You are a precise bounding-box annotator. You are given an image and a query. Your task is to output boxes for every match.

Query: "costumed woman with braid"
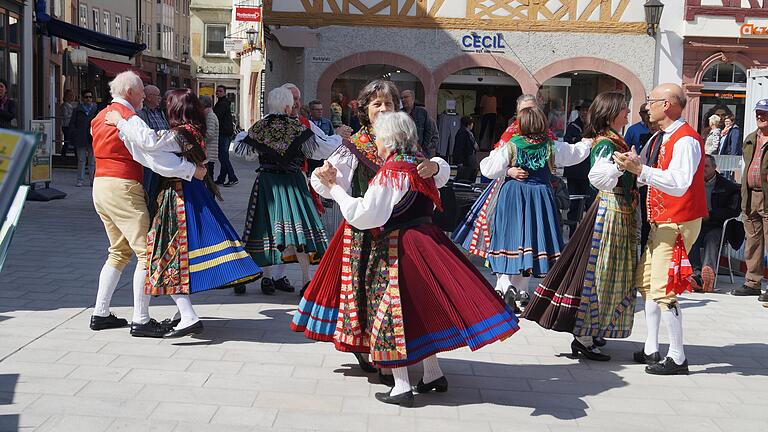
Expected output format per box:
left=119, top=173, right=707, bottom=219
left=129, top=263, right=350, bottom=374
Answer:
left=290, top=80, right=450, bottom=384
left=523, top=91, right=639, bottom=360
left=452, top=94, right=591, bottom=311
left=106, top=89, right=262, bottom=338
left=315, top=111, right=518, bottom=407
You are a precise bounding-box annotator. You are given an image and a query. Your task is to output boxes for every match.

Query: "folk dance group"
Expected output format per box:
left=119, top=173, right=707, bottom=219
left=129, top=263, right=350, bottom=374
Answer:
left=86, top=69, right=704, bottom=407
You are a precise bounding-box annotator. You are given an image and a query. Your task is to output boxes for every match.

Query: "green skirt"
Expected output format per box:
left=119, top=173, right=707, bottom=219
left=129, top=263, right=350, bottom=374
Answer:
left=242, top=170, right=328, bottom=267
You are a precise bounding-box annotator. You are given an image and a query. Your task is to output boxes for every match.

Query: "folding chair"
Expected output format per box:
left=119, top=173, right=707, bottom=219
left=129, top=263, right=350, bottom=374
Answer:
left=713, top=215, right=742, bottom=291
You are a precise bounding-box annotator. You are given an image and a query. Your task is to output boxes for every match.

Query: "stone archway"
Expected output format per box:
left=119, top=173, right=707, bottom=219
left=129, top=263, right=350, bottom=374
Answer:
left=430, top=54, right=538, bottom=118
left=315, top=51, right=433, bottom=118
left=533, top=57, right=648, bottom=123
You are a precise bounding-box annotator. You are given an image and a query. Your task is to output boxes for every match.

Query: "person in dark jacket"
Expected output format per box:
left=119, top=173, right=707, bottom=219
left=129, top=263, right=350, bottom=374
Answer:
left=719, top=114, right=742, bottom=156
left=562, top=99, right=594, bottom=222
left=401, top=90, right=437, bottom=157
left=452, top=116, right=478, bottom=182
left=689, top=155, right=742, bottom=292
left=213, top=85, right=239, bottom=186
left=69, top=90, right=98, bottom=186
left=0, top=78, right=17, bottom=129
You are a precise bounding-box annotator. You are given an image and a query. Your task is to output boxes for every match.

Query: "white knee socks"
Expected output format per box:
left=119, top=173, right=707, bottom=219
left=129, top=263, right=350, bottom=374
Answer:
left=94, top=264, right=122, bottom=317
left=263, top=264, right=286, bottom=281
left=391, top=366, right=411, bottom=396
left=170, top=295, right=199, bottom=329
left=422, top=355, right=444, bottom=384
left=296, top=252, right=310, bottom=287
left=662, top=305, right=686, bottom=365
left=495, top=274, right=512, bottom=294
left=644, top=299, right=661, bottom=355
left=132, top=266, right=150, bottom=325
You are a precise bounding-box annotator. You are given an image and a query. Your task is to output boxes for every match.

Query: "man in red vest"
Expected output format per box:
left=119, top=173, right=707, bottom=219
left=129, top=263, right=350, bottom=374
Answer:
left=614, top=83, right=707, bottom=375
left=90, top=71, right=207, bottom=338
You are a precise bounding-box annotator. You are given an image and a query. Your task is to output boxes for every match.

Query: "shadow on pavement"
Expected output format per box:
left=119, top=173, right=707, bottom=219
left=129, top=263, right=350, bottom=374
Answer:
left=0, top=374, right=19, bottom=432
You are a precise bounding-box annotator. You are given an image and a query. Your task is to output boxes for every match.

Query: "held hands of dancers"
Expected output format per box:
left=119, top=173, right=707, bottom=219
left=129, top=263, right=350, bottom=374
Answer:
left=335, top=125, right=353, bottom=140
left=104, top=110, right=124, bottom=126
left=194, top=162, right=208, bottom=180
left=416, top=157, right=439, bottom=178
left=316, top=161, right=338, bottom=188
left=612, top=146, right=643, bottom=175
left=507, top=166, right=529, bottom=180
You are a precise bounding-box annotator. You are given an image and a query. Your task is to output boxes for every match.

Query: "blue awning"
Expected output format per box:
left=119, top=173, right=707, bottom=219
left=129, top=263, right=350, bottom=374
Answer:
left=35, top=0, right=146, bottom=58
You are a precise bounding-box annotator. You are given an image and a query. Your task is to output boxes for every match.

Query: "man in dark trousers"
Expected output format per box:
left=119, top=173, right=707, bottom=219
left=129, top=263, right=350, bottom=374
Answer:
left=452, top=116, right=478, bottom=182
left=213, top=85, right=239, bottom=186
left=563, top=99, right=594, bottom=222
left=689, top=155, right=742, bottom=293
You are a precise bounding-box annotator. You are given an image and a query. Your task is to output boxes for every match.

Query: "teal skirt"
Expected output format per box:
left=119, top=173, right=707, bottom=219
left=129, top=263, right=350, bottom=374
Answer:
left=242, top=170, right=328, bottom=267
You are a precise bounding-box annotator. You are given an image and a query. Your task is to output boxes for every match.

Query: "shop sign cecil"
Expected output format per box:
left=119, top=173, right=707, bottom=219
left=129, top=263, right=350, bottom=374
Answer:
left=461, top=33, right=506, bottom=53
left=235, top=7, right=261, bottom=22
left=740, top=24, right=768, bottom=37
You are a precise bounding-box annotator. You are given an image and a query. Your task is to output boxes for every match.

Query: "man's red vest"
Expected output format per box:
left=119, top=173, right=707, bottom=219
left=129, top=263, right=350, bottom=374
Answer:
left=647, top=122, right=708, bottom=223
left=91, top=102, right=144, bottom=184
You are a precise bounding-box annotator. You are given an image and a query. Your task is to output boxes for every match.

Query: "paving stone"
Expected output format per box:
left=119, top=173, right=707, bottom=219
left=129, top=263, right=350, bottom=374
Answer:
left=150, top=402, right=219, bottom=423
left=35, top=414, right=114, bottom=432
left=209, top=406, right=278, bottom=427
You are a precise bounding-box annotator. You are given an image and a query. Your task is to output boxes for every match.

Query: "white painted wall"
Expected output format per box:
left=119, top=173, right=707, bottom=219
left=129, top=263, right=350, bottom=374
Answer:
left=655, top=0, right=685, bottom=86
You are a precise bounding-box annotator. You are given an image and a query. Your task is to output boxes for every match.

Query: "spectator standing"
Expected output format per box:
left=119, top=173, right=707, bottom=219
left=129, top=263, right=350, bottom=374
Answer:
left=704, top=114, right=722, bottom=155
left=60, top=89, right=76, bottom=156
left=0, top=78, right=16, bottom=129
left=452, top=116, right=478, bottom=182
left=69, top=90, right=98, bottom=187
left=200, top=95, right=219, bottom=179
left=563, top=99, right=594, bottom=222
left=734, top=99, right=768, bottom=301
left=401, top=89, right=437, bottom=157
left=136, top=85, right=170, bottom=215
left=478, top=89, right=498, bottom=147
left=308, top=100, right=334, bottom=172
left=688, top=155, right=741, bottom=293
left=213, top=85, right=239, bottom=186
left=719, top=114, right=742, bottom=155
left=330, top=93, right=343, bottom=128
left=624, top=103, right=651, bottom=152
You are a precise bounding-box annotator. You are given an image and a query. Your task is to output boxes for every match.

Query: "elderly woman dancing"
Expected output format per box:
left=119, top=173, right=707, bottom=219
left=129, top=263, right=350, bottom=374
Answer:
left=315, top=111, right=518, bottom=407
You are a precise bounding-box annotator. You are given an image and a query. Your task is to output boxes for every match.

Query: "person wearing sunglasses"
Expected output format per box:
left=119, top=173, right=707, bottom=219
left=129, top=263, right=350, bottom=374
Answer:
left=69, top=90, right=98, bottom=187
left=623, top=102, right=651, bottom=153
left=733, top=99, right=768, bottom=303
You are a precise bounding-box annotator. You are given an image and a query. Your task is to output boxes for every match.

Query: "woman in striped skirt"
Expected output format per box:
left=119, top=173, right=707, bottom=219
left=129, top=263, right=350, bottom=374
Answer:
left=523, top=91, right=638, bottom=361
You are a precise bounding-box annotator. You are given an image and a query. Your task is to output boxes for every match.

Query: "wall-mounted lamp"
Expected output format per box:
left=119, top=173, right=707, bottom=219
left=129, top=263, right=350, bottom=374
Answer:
left=644, top=0, right=664, bottom=37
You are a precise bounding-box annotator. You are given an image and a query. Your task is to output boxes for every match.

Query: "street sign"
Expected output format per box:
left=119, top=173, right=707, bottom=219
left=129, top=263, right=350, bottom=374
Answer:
left=235, top=7, right=262, bottom=22
left=311, top=55, right=333, bottom=63
left=224, top=38, right=246, bottom=52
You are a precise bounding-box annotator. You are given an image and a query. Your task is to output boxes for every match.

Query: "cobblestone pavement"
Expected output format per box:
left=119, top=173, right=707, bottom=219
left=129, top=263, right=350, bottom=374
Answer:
left=0, top=158, right=766, bottom=432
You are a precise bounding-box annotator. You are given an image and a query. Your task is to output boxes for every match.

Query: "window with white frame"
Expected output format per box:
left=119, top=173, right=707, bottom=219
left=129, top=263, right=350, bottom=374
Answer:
left=103, top=11, right=110, bottom=36
left=205, top=24, right=226, bottom=56
left=91, top=8, right=99, bottom=32
left=126, top=17, right=133, bottom=42
left=79, top=3, right=88, bottom=27
left=115, top=15, right=122, bottom=39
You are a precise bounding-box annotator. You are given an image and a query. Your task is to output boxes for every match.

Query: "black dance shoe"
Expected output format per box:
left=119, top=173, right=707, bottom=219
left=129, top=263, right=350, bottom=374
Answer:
left=163, top=320, right=204, bottom=338
left=90, top=314, right=128, bottom=331
left=570, top=339, right=611, bottom=361
left=378, top=370, right=395, bottom=387
left=274, top=276, right=295, bottom=292
left=731, top=285, right=762, bottom=296
left=375, top=389, right=414, bottom=407
left=159, top=316, right=181, bottom=330
left=645, top=357, right=689, bottom=375
left=223, top=180, right=239, bottom=187
left=633, top=350, right=662, bottom=365
left=504, top=287, right=522, bottom=314
left=233, top=284, right=246, bottom=295
left=592, top=336, right=607, bottom=347
left=353, top=353, right=377, bottom=373
left=412, top=376, right=448, bottom=394
left=130, top=319, right=169, bottom=338
left=261, top=278, right=276, bottom=295
left=299, top=282, right=310, bottom=297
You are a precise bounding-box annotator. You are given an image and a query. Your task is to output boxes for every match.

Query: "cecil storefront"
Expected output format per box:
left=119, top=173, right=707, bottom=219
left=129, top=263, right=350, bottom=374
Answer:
left=264, top=0, right=656, bottom=159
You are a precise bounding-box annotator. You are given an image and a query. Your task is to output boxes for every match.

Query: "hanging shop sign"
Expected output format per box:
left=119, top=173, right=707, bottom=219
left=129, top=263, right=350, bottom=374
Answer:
left=224, top=38, right=246, bottom=52
left=235, top=7, right=262, bottom=22
left=460, top=33, right=507, bottom=54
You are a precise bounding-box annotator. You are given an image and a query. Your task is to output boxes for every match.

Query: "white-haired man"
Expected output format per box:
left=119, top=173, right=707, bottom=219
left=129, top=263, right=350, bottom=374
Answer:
left=89, top=71, right=207, bottom=337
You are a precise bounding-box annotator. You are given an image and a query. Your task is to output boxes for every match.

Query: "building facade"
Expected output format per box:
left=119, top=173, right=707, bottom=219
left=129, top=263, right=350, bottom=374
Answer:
left=264, top=0, right=657, bottom=152
left=137, top=0, right=192, bottom=94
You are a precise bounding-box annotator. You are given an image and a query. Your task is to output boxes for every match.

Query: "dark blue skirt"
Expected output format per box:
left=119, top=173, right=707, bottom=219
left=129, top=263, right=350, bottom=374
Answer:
left=486, top=179, right=563, bottom=277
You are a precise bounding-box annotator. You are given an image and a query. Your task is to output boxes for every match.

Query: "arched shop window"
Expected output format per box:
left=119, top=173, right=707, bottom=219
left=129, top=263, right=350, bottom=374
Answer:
left=699, top=62, right=747, bottom=137
left=331, top=64, right=425, bottom=129
left=437, top=67, right=520, bottom=151
left=539, top=71, right=630, bottom=139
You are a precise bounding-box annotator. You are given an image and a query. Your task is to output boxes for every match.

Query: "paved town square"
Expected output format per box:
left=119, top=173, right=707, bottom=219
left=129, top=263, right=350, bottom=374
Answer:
left=0, top=161, right=766, bottom=432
